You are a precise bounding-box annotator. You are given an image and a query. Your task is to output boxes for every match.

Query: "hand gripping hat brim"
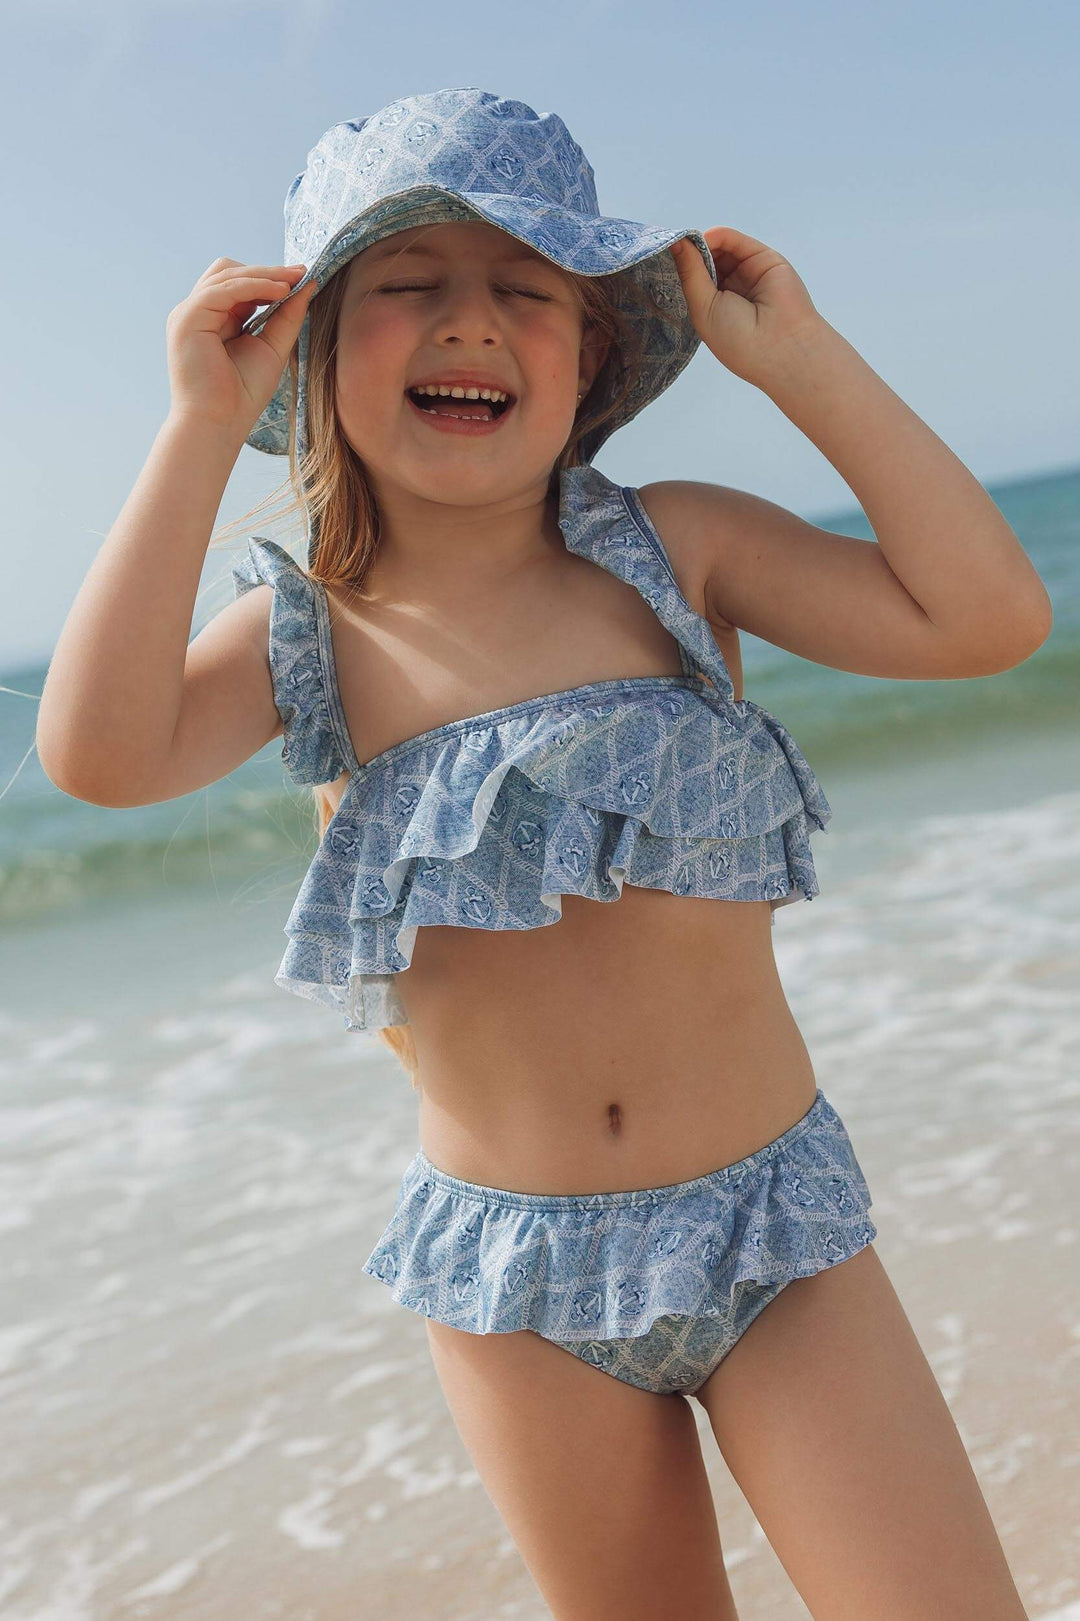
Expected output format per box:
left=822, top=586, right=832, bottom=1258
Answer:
left=241, top=87, right=717, bottom=470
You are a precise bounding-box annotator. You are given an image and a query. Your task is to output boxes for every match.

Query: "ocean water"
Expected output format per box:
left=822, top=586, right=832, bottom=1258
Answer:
left=2, top=462, right=1078, bottom=932
left=1, top=462, right=1077, bottom=1618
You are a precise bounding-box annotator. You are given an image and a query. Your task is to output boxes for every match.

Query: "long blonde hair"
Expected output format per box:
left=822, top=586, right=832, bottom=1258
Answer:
left=213, top=231, right=678, bottom=1085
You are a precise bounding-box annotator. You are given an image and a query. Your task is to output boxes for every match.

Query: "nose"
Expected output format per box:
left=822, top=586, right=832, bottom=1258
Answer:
left=431, top=277, right=505, bottom=345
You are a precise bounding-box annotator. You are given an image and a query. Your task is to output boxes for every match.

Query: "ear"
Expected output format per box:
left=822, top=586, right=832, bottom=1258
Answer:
left=579, top=328, right=611, bottom=395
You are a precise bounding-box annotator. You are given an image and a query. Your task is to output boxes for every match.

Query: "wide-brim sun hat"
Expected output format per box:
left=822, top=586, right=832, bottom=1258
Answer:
left=241, top=86, right=717, bottom=476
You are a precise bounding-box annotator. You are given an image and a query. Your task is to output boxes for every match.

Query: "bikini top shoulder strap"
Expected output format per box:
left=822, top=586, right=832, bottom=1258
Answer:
left=232, top=537, right=353, bottom=785
left=558, top=466, right=736, bottom=701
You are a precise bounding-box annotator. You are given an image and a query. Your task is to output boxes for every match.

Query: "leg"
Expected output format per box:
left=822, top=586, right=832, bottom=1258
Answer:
left=425, top=1317, right=740, bottom=1621
left=692, top=1244, right=1030, bottom=1620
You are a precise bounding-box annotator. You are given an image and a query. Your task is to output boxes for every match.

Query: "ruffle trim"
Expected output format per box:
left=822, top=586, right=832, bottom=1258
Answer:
left=232, top=537, right=350, bottom=785
left=279, top=809, right=823, bottom=1034
left=275, top=688, right=831, bottom=1030
left=360, top=1092, right=877, bottom=1341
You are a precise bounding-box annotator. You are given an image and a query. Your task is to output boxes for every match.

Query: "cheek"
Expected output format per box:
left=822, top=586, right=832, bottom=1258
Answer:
left=334, top=316, right=410, bottom=426
left=528, top=319, right=586, bottom=387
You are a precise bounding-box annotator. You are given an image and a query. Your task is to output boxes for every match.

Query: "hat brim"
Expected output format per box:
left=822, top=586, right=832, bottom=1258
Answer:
left=241, top=184, right=715, bottom=458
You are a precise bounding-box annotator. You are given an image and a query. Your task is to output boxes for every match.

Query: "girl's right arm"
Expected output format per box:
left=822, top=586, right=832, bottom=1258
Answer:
left=36, top=257, right=317, bottom=808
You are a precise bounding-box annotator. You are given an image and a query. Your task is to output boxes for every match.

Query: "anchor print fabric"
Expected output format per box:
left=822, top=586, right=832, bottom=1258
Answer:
left=232, top=463, right=833, bottom=1033
left=361, top=1090, right=877, bottom=1394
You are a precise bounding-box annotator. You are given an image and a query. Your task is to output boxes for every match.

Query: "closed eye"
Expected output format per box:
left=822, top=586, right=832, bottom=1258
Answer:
left=379, top=284, right=552, bottom=301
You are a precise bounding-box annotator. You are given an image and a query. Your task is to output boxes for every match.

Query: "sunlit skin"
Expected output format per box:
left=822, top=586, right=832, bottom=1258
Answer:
left=332, top=221, right=608, bottom=599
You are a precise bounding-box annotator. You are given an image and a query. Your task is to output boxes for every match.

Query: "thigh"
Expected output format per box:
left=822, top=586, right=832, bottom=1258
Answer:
left=693, top=1244, right=1030, bottom=1621
left=425, top=1317, right=740, bottom=1621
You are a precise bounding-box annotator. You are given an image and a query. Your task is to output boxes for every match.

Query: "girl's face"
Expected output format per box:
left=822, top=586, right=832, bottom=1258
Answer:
left=334, top=220, right=602, bottom=505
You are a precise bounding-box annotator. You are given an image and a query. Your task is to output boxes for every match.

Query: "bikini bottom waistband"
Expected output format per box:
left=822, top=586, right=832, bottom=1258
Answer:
left=412, top=1087, right=836, bottom=1211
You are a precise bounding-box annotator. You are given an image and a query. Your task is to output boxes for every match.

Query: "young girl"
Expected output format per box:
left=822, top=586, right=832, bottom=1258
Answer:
left=38, top=88, right=1051, bottom=1620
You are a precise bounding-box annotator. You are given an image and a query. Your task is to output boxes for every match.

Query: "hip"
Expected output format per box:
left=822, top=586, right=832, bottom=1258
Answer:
left=362, top=1086, right=879, bottom=1393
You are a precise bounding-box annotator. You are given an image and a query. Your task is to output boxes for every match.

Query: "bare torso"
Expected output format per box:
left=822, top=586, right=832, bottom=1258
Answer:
left=320, top=487, right=819, bottom=1194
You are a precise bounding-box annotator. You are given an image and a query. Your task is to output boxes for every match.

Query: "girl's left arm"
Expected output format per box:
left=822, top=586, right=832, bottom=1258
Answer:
left=665, top=229, right=1054, bottom=678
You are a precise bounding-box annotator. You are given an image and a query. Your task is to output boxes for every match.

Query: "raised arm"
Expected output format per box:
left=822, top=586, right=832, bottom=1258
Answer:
left=36, top=256, right=314, bottom=807
left=36, top=413, right=279, bottom=807
left=665, top=229, right=1054, bottom=679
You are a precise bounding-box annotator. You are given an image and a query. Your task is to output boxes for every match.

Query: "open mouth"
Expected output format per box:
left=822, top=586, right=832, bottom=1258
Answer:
left=405, top=386, right=515, bottom=422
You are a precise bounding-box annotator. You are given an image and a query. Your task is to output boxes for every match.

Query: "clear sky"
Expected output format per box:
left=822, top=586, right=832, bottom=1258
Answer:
left=2, top=0, right=1076, bottom=669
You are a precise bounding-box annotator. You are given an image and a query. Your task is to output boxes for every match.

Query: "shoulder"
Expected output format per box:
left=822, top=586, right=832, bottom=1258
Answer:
left=633, top=480, right=746, bottom=701
left=223, top=565, right=275, bottom=650
left=633, top=479, right=745, bottom=630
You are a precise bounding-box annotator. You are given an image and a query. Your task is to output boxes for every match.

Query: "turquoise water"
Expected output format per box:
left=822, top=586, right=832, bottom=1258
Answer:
left=1, top=460, right=1076, bottom=926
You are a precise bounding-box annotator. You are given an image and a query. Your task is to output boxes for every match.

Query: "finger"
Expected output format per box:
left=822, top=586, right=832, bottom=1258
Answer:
left=700, top=227, right=786, bottom=290
left=701, top=226, right=775, bottom=259
left=201, top=274, right=302, bottom=310
left=669, top=237, right=717, bottom=293
left=198, top=256, right=244, bottom=279
left=211, top=277, right=314, bottom=350
left=177, top=276, right=305, bottom=338
left=263, top=278, right=319, bottom=318
left=204, top=263, right=308, bottom=285
left=245, top=279, right=319, bottom=358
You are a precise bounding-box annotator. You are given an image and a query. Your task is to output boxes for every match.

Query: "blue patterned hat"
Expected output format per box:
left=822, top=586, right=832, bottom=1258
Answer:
left=242, top=86, right=716, bottom=471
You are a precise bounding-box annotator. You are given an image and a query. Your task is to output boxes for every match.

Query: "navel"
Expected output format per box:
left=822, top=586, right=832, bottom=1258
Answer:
left=606, top=1102, right=623, bottom=1137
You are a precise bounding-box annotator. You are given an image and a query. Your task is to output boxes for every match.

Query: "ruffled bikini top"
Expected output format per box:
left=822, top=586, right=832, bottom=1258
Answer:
left=232, top=463, right=831, bottom=1033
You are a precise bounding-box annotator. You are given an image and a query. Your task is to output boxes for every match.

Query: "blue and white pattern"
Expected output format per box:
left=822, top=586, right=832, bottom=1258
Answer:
left=232, top=464, right=833, bottom=1034
left=361, top=1089, right=877, bottom=1397
left=240, top=86, right=717, bottom=502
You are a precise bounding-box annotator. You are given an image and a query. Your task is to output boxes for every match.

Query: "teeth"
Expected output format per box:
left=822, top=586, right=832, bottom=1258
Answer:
left=409, top=384, right=510, bottom=402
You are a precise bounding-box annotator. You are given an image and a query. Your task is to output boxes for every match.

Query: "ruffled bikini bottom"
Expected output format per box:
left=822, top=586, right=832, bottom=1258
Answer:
left=361, top=1089, right=877, bottom=1398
